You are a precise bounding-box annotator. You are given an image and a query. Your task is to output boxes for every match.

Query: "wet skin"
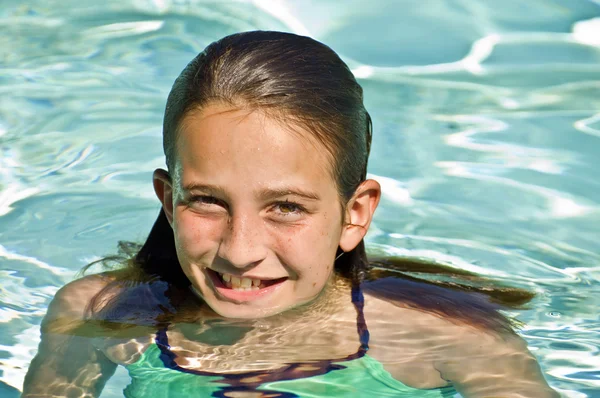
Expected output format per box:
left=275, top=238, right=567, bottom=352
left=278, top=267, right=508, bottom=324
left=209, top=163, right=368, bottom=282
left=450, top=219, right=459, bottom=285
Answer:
left=23, top=274, right=559, bottom=397
left=153, top=103, right=379, bottom=319
left=22, top=104, right=559, bottom=397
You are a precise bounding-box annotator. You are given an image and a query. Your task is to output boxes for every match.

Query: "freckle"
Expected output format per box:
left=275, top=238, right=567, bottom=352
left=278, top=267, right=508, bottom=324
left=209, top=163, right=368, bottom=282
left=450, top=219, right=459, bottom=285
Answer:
left=312, top=282, right=316, bottom=287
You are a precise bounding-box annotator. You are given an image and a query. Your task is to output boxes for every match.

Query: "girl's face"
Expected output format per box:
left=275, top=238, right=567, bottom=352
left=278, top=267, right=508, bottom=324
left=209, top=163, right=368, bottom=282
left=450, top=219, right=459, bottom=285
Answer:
left=155, top=103, right=365, bottom=319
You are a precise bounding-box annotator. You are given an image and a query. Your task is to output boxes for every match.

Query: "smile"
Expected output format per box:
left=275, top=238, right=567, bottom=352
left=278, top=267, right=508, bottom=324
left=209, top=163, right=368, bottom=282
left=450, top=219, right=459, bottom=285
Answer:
left=220, top=272, right=263, bottom=290
left=206, top=269, right=288, bottom=302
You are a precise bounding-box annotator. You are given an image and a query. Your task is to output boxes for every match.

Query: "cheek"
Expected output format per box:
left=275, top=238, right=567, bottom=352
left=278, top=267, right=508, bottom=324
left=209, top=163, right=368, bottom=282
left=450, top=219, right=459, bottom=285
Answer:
left=173, top=211, right=223, bottom=257
left=274, top=216, right=341, bottom=278
left=279, top=224, right=337, bottom=255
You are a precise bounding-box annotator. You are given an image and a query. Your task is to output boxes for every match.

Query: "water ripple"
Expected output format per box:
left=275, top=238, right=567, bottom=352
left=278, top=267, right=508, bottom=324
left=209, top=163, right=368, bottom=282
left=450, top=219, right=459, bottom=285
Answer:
left=1, top=0, right=599, bottom=396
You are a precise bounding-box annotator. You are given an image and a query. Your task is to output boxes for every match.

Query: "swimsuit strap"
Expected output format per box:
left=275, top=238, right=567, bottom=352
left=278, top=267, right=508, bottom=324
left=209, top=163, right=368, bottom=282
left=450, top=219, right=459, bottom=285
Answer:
left=155, top=326, right=169, bottom=347
left=351, top=283, right=370, bottom=352
left=156, top=283, right=370, bottom=352
left=153, top=283, right=371, bottom=390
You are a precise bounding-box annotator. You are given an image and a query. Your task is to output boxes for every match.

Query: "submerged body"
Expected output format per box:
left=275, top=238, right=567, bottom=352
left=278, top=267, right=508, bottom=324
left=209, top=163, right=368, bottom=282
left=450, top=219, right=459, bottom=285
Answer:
left=24, top=272, right=556, bottom=397
left=24, top=32, right=558, bottom=397
left=124, top=347, right=453, bottom=398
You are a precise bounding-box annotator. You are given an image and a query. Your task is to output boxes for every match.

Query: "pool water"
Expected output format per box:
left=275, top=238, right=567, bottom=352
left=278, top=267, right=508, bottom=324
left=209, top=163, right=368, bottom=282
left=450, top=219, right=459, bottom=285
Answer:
left=1, top=0, right=600, bottom=396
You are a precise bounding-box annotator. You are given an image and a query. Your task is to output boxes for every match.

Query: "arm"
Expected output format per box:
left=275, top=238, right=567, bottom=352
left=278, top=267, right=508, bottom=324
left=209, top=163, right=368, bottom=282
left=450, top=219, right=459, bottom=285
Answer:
left=22, top=275, right=118, bottom=398
left=437, top=328, right=559, bottom=398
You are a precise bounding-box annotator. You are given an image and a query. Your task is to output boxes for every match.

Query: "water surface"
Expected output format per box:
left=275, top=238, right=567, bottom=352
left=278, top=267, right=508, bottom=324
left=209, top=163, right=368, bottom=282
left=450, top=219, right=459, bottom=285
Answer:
left=1, top=0, right=600, bottom=396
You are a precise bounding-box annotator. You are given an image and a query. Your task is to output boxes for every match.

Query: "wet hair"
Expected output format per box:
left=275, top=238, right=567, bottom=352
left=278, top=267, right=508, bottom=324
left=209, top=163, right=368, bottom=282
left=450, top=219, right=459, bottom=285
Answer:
left=140, top=30, right=372, bottom=289
left=84, top=31, right=534, bottom=332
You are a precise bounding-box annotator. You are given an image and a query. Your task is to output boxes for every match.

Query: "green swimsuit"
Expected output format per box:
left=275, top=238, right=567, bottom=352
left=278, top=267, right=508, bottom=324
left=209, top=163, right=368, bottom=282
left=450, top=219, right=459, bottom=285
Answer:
left=124, top=342, right=455, bottom=397
left=123, top=287, right=456, bottom=397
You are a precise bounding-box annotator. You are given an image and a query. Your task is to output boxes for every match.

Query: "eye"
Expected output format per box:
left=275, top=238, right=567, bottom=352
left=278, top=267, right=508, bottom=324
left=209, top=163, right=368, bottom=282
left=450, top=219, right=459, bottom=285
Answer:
left=277, top=202, right=301, bottom=213
left=271, top=201, right=306, bottom=217
left=190, top=195, right=220, bottom=205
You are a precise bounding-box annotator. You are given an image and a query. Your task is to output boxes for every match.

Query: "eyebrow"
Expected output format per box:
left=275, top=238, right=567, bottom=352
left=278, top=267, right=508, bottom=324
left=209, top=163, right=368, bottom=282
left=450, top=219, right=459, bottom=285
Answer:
left=257, top=187, right=321, bottom=202
left=182, top=183, right=320, bottom=201
left=183, top=183, right=226, bottom=196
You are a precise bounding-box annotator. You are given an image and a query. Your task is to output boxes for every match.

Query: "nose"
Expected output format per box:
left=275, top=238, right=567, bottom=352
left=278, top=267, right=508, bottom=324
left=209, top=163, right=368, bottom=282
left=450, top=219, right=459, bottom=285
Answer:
left=217, top=211, right=267, bottom=269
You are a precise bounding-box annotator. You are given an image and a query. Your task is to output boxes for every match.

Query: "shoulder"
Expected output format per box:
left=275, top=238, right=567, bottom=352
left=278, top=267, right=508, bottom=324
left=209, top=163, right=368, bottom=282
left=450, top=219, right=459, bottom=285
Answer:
left=363, top=289, right=459, bottom=389
left=362, top=276, right=519, bottom=358
left=43, top=272, right=118, bottom=328
left=362, top=276, right=513, bottom=331
left=43, top=271, right=162, bottom=363
left=363, top=283, right=558, bottom=396
left=23, top=273, right=122, bottom=396
left=44, top=270, right=173, bottom=332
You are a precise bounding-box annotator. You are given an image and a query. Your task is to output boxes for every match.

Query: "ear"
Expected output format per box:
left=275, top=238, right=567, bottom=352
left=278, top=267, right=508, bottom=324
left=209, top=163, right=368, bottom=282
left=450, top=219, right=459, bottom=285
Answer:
left=339, top=179, right=381, bottom=252
left=153, top=168, right=175, bottom=225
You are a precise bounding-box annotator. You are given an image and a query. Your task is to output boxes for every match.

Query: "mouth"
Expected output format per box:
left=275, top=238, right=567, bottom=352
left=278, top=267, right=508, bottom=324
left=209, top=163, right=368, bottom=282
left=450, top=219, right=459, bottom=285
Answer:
left=205, top=269, right=288, bottom=302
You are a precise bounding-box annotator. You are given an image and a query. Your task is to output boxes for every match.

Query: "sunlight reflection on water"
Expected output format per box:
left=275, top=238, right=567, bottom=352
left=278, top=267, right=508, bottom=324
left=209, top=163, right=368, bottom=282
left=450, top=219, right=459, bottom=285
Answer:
left=1, top=0, right=600, bottom=396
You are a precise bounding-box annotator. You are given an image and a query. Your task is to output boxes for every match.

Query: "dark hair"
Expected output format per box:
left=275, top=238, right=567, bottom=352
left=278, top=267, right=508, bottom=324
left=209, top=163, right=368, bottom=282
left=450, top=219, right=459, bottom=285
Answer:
left=85, top=31, right=533, bottom=332
left=139, top=30, right=372, bottom=289
left=163, top=31, right=371, bottom=196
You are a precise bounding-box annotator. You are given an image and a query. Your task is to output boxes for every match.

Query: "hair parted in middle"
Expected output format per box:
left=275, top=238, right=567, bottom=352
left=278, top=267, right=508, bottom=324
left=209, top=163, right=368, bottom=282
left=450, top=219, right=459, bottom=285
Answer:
left=138, top=30, right=373, bottom=288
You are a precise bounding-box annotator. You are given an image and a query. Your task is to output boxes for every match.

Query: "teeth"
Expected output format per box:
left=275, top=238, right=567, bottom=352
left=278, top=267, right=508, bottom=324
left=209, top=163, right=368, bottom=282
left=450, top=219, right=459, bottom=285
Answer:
left=218, top=272, right=263, bottom=291
left=240, top=278, right=251, bottom=288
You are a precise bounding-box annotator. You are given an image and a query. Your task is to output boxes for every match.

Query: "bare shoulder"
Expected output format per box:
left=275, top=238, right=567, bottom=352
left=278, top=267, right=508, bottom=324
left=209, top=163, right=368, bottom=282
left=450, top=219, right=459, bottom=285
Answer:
left=49, top=273, right=116, bottom=312
left=363, top=291, right=455, bottom=389
left=365, top=291, right=515, bottom=343
left=42, top=271, right=157, bottom=362
left=43, top=272, right=118, bottom=329
left=22, top=272, right=121, bottom=397
left=23, top=271, right=159, bottom=397
left=44, top=270, right=166, bottom=347
left=363, top=290, right=559, bottom=397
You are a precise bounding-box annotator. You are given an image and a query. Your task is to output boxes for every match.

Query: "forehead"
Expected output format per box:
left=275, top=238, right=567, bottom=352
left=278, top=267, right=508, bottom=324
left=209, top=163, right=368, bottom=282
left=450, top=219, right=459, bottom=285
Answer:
left=174, top=104, right=336, bottom=190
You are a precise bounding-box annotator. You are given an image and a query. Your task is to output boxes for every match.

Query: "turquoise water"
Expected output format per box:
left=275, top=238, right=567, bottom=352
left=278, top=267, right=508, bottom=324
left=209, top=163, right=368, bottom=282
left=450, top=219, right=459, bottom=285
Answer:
left=1, top=0, right=600, bottom=396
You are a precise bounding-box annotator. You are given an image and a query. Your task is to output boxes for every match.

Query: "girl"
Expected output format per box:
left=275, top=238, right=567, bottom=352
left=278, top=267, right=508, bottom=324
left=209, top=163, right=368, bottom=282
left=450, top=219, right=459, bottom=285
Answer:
left=23, top=31, right=558, bottom=398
